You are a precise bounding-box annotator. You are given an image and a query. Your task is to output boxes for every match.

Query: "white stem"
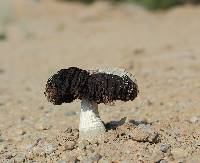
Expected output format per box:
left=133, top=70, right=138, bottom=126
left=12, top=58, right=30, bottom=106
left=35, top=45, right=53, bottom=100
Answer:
left=79, top=99, right=105, bottom=141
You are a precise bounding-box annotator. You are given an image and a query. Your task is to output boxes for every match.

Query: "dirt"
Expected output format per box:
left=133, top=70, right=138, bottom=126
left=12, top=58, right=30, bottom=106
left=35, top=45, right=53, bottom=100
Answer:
left=1, top=120, right=200, bottom=162
left=0, top=0, right=200, bottom=162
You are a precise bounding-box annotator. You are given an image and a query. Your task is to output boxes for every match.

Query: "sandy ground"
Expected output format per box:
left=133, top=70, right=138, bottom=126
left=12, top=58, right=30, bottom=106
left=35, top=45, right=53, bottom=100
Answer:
left=0, top=0, right=200, bottom=162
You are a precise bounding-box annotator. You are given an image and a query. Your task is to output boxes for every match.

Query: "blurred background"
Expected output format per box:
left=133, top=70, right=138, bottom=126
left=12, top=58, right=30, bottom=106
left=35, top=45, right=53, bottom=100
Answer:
left=0, top=0, right=200, bottom=159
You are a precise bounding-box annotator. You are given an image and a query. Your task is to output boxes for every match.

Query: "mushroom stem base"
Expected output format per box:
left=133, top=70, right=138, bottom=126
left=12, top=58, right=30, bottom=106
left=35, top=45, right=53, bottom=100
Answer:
left=79, top=99, right=105, bottom=141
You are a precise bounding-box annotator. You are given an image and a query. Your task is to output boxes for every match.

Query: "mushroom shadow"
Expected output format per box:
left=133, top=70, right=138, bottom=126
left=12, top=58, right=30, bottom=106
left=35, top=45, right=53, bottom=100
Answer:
left=105, top=117, right=152, bottom=131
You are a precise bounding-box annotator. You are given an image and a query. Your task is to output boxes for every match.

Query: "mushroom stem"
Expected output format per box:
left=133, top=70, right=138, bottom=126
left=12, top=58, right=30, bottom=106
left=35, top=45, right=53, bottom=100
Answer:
left=79, top=99, right=105, bottom=141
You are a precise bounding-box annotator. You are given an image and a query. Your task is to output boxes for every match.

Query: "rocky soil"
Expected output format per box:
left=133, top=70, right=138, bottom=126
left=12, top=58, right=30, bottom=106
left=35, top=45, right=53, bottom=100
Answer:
left=0, top=0, right=200, bottom=162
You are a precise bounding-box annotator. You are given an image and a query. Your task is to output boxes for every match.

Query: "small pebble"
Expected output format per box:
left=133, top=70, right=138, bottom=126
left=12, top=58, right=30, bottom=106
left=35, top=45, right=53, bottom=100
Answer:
left=88, top=139, right=98, bottom=145
left=138, top=124, right=152, bottom=132
left=160, top=160, right=168, bottom=163
left=84, top=153, right=102, bottom=162
left=43, top=143, right=56, bottom=154
left=189, top=116, right=198, bottom=123
left=62, top=141, right=76, bottom=151
left=26, top=144, right=34, bottom=151
left=196, top=141, right=200, bottom=146
left=35, top=137, right=46, bottom=146
left=160, top=144, right=171, bottom=153
left=78, top=140, right=90, bottom=150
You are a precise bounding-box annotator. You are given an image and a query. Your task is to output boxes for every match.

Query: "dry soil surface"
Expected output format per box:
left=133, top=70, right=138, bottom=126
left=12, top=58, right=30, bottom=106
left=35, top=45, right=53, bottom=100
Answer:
left=0, top=0, right=200, bottom=162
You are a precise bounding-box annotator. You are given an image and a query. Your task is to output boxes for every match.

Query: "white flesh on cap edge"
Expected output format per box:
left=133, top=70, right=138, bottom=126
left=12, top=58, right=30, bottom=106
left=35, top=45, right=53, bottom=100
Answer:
left=79, top=99, right=105, bottom=141
left=90, top=67, right=137, bottom=84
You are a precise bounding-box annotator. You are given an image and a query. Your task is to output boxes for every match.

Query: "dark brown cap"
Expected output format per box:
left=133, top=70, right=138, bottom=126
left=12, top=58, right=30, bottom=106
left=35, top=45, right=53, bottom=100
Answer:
left=45, top=67, right=138, bottom=105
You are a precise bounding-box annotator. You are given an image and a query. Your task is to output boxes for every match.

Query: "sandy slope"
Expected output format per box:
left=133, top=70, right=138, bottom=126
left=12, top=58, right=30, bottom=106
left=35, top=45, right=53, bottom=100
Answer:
left=0, top=0, right=200, bottom=162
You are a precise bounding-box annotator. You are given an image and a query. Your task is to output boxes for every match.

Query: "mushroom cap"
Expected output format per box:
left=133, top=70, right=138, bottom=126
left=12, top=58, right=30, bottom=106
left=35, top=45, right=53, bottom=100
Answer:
left=45, top=67, right=89, bottom=105
left=45, top=67, right=138, bottom=105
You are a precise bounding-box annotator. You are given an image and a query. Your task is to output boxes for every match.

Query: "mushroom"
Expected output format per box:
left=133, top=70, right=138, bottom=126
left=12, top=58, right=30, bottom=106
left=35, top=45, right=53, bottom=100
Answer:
left=44, top=67, right=138, bottom=141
